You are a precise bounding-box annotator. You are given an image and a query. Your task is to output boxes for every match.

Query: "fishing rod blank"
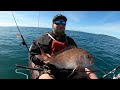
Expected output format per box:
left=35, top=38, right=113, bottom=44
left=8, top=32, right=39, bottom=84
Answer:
left=101, top=65, right=120, bottom=79
left=11, top=11, right=29, bottom=52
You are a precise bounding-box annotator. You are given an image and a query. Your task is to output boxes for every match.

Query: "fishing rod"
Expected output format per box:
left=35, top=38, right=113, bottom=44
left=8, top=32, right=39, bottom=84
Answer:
left=15, top=64, right=118, bottom=73
left=101, top=65, right=120, bottom=79
left=16, top=64, right=75, bottom=72
left=16, top=64, right=44, bottom=71
left=11, top=11, right=29, bottom=52
left=13, top=11, right=42, bottom=79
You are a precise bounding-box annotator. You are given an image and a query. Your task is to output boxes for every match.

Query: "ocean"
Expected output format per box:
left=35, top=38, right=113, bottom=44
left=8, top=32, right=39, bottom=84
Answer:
left=0, top=26, right=120, bottom=79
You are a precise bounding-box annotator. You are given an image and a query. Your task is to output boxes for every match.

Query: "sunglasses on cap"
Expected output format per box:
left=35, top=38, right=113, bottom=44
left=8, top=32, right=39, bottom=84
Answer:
left=54, top=20, right=66, bottom=26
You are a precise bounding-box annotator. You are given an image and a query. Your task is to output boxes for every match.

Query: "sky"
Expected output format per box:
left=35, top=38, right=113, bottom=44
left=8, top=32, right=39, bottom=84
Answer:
left=0, top=11, right=120, bottom=39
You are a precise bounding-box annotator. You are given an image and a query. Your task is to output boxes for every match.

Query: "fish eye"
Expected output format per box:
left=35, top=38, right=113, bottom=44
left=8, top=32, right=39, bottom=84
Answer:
left=79, top=62, right=83, bottom=65
left=87, top=55, right=93, bottom=60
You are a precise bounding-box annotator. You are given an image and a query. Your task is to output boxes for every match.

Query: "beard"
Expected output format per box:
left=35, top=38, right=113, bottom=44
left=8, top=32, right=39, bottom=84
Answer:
left=53, top=27, right=65, bottom=35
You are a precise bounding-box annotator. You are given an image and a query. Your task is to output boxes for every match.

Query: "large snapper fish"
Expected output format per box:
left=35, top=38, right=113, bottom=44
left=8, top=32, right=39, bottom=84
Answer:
left=36, top=46, right=93, bottom=69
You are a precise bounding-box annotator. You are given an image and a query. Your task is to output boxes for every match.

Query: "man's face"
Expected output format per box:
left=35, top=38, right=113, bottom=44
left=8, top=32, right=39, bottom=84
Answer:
left=52, top=19, right=66, bottom=35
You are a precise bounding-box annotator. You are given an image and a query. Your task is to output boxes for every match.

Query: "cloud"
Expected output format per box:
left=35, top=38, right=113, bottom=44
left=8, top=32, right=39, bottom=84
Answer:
left=0, top=11, right=11, bottom=15
left=62, top=11, right=86, bottom=22
left=98, top=11, right=120, bottom=24
left=67, top=21, right=120, bottom=31
left=0, top=22, right=16, bottom=26
left=66, top=21, right=120, bottom=39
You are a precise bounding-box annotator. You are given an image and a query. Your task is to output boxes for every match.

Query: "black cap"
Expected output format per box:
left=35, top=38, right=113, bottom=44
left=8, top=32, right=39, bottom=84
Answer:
left=52, top=14, right=67, bottom=22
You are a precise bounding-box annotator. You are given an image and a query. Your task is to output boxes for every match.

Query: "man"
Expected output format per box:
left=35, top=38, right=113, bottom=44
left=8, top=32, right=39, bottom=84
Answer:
left=29, top=14, right=98, bottom=79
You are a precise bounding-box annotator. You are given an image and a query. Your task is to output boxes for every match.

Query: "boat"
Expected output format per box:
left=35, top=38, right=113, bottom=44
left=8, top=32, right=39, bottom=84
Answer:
left=15, top=43, right=120, bottom=79
left=28, top=57, right=39, bottom=79
left=28, top=44, right=41, bottom=79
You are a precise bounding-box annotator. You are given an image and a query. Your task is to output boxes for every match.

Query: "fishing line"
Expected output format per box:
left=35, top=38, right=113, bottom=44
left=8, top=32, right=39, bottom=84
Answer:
left=15, top=68, right=29, bottom=79
left=96, top=45, right=120, bottom=78
left=11, top=11, right=29, bottom=52
left=92, top=65, right=106, bottom=74
left=93, top=56, right=114, bottom=78
left=67, top=65, right=79, bottom=78
left=11, top=11, right=31, bottom=79
left=38, top=11, right=40, bottom=29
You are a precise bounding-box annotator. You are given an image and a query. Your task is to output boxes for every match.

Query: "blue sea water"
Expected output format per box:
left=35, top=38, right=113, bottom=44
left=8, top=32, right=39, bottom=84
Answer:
left=0, top=26, right=120, bottom=79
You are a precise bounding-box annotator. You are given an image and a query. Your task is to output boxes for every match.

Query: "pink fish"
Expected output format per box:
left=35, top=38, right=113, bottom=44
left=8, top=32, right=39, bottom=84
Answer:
left=36, top=46, right=93, bottom=69
left=16, top=33, right=21, bottom=38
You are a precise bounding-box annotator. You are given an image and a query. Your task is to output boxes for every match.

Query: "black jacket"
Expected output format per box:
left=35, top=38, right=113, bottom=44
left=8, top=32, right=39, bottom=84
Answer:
left=29, top=31, right=77, bottom=65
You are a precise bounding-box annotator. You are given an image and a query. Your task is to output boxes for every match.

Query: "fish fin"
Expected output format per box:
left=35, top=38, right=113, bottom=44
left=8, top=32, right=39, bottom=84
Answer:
left=53, top=45, right=77, bottom=56
left=34, top=42, right=50, bottom=61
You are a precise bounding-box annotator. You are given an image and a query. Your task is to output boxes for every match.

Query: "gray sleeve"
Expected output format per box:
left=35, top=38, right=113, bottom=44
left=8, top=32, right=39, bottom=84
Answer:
left=37, top=33, right=51, bottom=45
left=29, top=34, right=52, bottom=65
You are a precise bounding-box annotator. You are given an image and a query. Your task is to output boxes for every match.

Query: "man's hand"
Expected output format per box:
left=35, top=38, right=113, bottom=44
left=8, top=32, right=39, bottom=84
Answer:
left=85, top=67, right=98, bottom=79
left=43, top=54, right=51, bottom=64
left=44, top=60, right=50, bottom=64
left=35, top=53, right=51, bottom=65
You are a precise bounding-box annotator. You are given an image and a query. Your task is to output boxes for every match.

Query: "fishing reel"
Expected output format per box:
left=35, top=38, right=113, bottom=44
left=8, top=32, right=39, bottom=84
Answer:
left=100, top=65, right=120, bottom=79
left=19, top=41, right=26, bottom=46
left=113, top=73, right=120, bottom=79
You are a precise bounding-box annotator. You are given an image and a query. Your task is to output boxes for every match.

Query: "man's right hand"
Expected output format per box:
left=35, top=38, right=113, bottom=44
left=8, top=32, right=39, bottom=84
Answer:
left=35, top=53, right=51, bottom=65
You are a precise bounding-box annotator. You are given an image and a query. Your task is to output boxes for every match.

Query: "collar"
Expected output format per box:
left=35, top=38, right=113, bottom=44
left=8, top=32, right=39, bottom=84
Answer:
left=49, top=30, right=67, bottom=42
